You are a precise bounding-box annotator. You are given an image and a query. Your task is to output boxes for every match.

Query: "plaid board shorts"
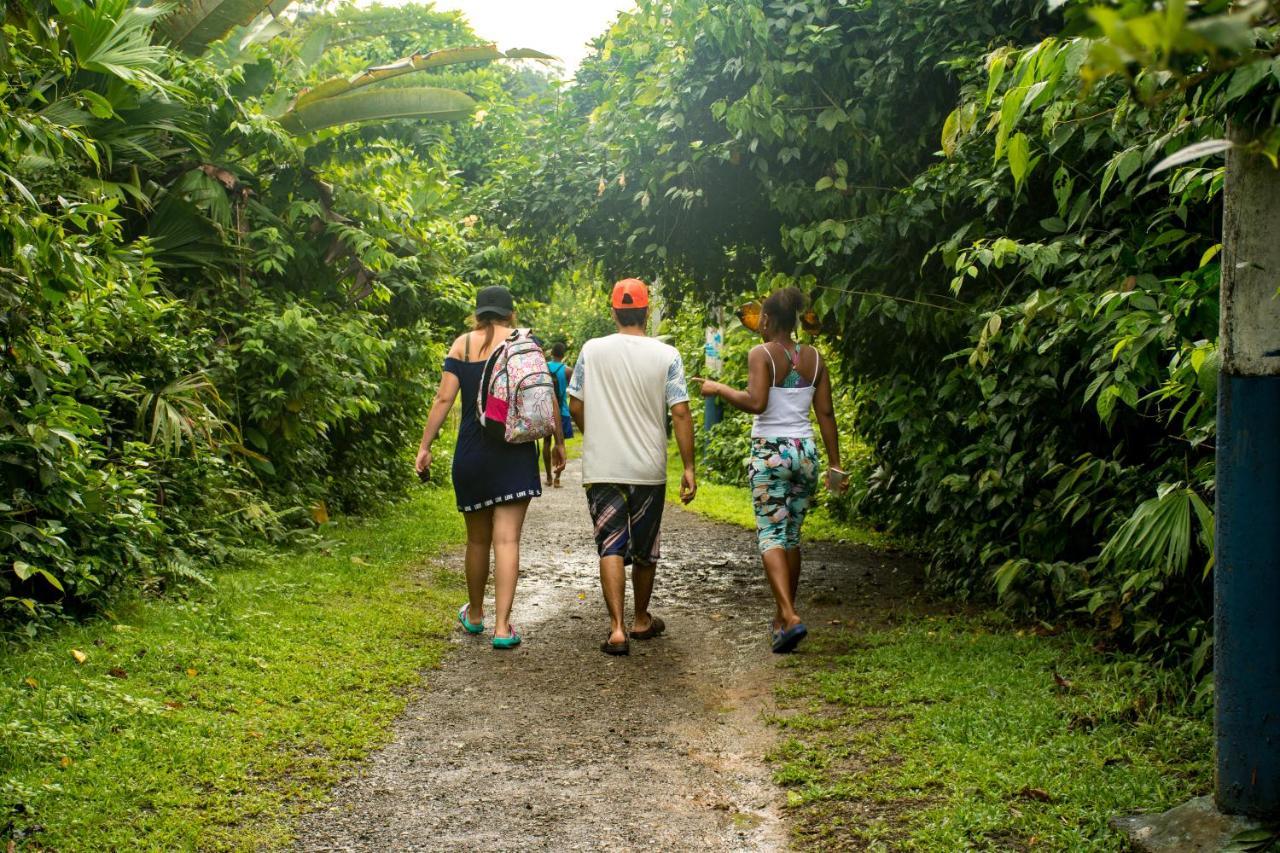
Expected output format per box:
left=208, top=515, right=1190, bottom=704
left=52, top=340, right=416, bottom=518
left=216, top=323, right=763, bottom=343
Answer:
left=586, top=483, right=665, bottom=566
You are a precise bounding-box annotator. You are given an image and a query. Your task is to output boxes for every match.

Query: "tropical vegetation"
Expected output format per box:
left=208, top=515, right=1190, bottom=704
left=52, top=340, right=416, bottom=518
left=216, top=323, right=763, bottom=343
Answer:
left=3, top=0, right=1276, bottom=746
left=1, top=0, right=548, bottom=634
left=491, top=0, right=1279, bottom=691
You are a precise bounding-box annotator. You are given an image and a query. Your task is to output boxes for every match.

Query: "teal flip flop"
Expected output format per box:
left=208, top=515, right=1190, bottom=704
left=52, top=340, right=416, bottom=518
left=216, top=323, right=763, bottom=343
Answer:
left=492, top=626, right=521, bottom=650
left=458, top=603, right=485, bottom=635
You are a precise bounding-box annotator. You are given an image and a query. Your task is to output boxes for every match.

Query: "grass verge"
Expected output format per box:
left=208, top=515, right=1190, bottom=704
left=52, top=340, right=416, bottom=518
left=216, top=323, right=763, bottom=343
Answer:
left=769, top=616, right=1211, bottom=850
left=1, top=486, right=464, bottom=851
left=665, top=443, right=889, bottom=547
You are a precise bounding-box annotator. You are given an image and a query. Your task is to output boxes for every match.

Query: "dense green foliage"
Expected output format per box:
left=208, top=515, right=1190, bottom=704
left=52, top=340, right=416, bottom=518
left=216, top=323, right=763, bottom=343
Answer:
left=5, top=0, right=1274, bottom=679
left=495, top=0, right=1279, bottom=679
left=0, top=1, right=547, bottom=634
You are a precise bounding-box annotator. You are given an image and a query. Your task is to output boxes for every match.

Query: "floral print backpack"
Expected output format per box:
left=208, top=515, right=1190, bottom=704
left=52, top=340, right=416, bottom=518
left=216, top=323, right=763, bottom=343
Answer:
left=478, top=330, right=558, bottom=443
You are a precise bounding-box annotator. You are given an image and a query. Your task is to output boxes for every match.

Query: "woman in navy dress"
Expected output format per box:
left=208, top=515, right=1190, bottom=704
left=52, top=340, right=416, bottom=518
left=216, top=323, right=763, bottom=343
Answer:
left=416, top=286, right=565, bottom=648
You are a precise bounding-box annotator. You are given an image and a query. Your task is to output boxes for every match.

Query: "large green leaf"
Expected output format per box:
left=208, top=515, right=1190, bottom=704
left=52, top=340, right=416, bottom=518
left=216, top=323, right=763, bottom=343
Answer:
left=293, top=44, right=554, bottom=110
left=53, top=0, right=170, bottom=87
left=156, top=0, right=289, bottom=54
left=278, top=86, right=478, bottom=135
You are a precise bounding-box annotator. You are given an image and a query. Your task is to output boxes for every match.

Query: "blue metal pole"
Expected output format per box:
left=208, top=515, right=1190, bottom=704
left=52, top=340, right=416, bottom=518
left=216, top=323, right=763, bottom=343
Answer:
left=704, top=321, right=724, bottom=448
left=704, top=395, right=722, bottom=446
left=1215, top=131, right=1280, bottom=819
left=1216, top=376, right=1280, bottom=818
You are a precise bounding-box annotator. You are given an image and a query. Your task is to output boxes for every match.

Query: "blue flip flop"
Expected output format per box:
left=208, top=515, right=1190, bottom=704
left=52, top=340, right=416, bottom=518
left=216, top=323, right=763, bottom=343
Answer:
left=772, top=623, right=808, bottom=654
left=492, top=626, right=521, bottom=650
left=458, top=603, right=485, bottom=635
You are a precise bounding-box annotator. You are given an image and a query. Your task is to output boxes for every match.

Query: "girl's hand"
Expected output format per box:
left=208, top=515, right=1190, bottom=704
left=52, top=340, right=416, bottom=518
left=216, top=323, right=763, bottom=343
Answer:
left=825, top=467, right=849, bottom=495
left=693, top=377, right=720, bottom=398
left=415, top=446, right=432, bottom=477
left=552, top=442, right=567, bottom=475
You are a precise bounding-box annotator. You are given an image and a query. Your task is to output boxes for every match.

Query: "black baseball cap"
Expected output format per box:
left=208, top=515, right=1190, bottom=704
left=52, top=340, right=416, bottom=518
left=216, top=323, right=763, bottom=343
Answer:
left=474, top=285, right=514, bottom=319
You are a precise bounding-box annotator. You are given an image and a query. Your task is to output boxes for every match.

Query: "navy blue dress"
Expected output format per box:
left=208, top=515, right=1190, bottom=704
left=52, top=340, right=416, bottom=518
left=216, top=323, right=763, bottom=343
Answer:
left=443, top=357, right=541, bottom=512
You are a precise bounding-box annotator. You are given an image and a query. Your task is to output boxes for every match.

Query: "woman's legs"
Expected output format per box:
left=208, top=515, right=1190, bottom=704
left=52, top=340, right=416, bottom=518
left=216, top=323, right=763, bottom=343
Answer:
left=490, top=499, right=531, bottom=637
left=786, top=547, right=802, bottom=606
left=463, top=507, right=494, bottom=620
left=763, top=548, right=802, bottom=630
left=754, top=438, right=816, bottom=633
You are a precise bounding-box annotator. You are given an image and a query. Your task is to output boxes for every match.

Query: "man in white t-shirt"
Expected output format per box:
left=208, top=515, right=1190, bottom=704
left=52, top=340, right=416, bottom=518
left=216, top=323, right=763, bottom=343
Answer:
left=568, top=278, right=697, bottom=656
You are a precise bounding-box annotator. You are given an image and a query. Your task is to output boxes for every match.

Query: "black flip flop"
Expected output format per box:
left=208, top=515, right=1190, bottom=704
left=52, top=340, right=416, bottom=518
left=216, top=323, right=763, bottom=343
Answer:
left=601, top=638, right=631, bottom=656
left=629, top=615, right=666, bottom=641
left=772, top=623, right=808, bottom=654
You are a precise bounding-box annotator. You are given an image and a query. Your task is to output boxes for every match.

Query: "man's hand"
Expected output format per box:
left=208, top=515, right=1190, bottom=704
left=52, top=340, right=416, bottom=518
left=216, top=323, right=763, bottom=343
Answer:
left=415, top=446, right=431, bottom=477
left=680, top=467, right=697, bottom=504
left=552, top=442, right=567, bottom=475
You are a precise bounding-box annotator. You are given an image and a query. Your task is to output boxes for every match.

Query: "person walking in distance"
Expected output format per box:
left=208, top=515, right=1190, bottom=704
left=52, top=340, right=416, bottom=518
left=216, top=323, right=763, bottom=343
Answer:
left=415, top=285, right=566, bottom=649
left=568, top=278, right=697, bottom=656
left=543, top=341, right=573, bottom=488
left=697, top=287, right=846, bottom=653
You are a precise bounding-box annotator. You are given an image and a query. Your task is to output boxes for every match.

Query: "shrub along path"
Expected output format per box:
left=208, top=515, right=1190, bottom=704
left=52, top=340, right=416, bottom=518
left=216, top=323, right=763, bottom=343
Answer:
left=293, top=457, right=920, bottom=850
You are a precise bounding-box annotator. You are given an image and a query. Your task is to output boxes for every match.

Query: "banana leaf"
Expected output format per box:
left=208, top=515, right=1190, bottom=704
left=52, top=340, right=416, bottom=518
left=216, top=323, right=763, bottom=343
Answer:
left=157, top=0, right=290, bottom=54
left=278, top=86, right=478, bottom=135
left=292, top=44, right=555, bottom=111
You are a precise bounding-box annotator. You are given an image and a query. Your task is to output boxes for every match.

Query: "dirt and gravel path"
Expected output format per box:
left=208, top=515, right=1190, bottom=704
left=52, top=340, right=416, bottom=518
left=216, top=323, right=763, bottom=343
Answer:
left=293, top=458, right=920, bottom=852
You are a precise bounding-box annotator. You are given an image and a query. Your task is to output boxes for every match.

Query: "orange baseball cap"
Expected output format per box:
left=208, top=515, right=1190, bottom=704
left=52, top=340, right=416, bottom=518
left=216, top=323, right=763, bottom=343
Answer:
left=611, top=278, right=650, bottom=309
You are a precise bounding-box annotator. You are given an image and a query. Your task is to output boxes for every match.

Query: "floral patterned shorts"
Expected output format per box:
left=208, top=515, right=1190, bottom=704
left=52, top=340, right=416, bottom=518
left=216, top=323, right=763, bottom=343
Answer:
left=748, top=437, right=818, bottom=554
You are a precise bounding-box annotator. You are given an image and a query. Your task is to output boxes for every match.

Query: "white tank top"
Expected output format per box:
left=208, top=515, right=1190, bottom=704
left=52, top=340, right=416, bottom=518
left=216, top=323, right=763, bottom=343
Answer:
left=751, top=345, right=819, bottom=439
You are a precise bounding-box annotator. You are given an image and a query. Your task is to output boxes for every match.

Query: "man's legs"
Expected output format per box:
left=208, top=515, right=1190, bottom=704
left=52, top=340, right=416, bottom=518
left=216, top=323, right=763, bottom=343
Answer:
left=631, top=559, right=656, bottom=634
left=588, top=484, right=631, bottom=647
left=599, top=554, right=628, bottom=645
left=626, top=485, right=665, bottom=635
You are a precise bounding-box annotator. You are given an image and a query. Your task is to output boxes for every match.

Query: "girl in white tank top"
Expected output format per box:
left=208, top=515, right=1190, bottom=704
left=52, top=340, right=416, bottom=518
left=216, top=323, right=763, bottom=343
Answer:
left=696, top=288, right=846, bottom=654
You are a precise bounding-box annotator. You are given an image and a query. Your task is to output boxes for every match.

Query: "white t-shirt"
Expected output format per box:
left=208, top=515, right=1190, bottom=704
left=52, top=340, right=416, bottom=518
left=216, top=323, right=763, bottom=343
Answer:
left=568, top=333, right=689, bottom=486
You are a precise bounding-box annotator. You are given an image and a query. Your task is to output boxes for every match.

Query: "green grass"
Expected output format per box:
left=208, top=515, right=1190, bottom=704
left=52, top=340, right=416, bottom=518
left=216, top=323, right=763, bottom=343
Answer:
left=769, top=616, right=1211, bottom=851
left=0, top=486, right=465, bottom=851
left=665, top=443, right=889, bottom=547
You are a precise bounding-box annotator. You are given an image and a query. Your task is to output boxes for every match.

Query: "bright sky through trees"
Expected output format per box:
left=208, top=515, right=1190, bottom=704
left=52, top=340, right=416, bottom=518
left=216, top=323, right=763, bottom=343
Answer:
left=421, top=0, right=637, bottom=73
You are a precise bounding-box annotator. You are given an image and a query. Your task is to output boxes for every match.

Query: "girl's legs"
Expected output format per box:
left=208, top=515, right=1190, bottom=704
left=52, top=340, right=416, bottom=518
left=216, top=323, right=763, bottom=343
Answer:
left=763, top=547, right=803, bottom=630
left=463, top=507, right=495, bottom=621
left=763, top=438, right=817, bottom=632
left=490, top=499, right=531, bottom=637
left=786, top=547, right=802, bottom=608
left=541, top=437, right=553, bottom=485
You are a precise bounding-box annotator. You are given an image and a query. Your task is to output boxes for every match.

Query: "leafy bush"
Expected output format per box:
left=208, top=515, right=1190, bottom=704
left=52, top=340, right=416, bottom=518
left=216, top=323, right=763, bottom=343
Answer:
left=0, top=0, right=539, bottom=634
left=496, top=0, right=1271, bottom=681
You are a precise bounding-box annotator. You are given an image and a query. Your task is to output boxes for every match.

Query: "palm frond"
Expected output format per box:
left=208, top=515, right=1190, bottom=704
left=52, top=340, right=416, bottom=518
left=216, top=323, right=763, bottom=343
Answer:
left=1100, top=483, right=1214, bottom=578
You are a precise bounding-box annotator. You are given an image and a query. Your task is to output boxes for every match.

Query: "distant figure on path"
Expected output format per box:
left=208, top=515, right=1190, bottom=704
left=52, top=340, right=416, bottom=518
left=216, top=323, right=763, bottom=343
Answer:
left=568, top=278, right=697, bottom=656
left=696, top=287, right=846, bottom=653
left=543, top=341, right=573, bottom=488
left=416, top=285, right=566, bottom=649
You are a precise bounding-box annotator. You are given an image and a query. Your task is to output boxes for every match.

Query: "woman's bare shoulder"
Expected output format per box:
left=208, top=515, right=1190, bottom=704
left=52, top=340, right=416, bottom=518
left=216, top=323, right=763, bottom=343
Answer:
left=448, top=332, right=471, bottom=358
